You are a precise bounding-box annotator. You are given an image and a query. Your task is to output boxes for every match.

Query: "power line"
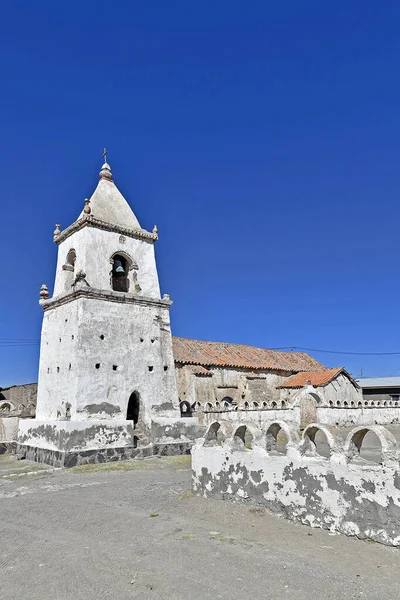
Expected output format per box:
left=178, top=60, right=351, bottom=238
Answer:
left=271, top=346, right=400, bottom=356
left=1, top=338, right=400, bottom=356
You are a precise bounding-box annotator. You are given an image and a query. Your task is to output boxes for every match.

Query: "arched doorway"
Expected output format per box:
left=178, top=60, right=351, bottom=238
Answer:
left=127, top=392, right=140, bottom=426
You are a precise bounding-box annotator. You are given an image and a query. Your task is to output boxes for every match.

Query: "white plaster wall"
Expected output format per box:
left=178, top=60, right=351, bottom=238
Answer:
left=192, top=440, right=400, bottom=546
left=36, top=296, right=179, bottom=427
left=322, top=374, right=362, bottom=405
left=199, top=408, right=300, bottom=430
left=318, top=407, right=400, bottom=426
left=280, top=375, right=362, bottom=407
left=175, top=367, right=296, bottom=409
left=18, top=419, right=135, bottom=451
left=36, top=301, right=79, bottom=420
left=175, top=366, right=197, bottom=404
left=0, top=417, right=19, bottom=442
left=53, top=227, right=160, bottom=299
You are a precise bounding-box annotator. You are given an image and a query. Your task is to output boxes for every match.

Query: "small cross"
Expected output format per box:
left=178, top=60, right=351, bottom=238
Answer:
left=102, top=148, right=107, bottom=163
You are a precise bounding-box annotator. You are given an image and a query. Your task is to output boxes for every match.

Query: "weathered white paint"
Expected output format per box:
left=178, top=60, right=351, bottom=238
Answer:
left=0, top=417, right=19, bottom=443
left=35, top=296, right=178, bottom=426
left=192, top=421, right=400, bottom=546
left=18, top=419, right=135, bottom=451
left=53, top=227, right=160, bottom=298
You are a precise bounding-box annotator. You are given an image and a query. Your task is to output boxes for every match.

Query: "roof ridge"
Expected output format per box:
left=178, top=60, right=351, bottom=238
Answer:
left=172, top=335, right=316, bottom=357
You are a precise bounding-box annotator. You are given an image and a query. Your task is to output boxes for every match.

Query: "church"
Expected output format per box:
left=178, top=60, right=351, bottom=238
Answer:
left=15, top=155, right=362, bottom=466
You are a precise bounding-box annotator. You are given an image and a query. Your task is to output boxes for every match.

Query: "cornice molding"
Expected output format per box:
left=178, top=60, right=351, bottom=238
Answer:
left=40, top=286, right=172, bottom=312
left=54, top=216, right=158, bottom=245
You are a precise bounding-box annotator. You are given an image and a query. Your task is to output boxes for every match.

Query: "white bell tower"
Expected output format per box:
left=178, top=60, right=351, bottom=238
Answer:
left=18, top=154, right=188, bottom=466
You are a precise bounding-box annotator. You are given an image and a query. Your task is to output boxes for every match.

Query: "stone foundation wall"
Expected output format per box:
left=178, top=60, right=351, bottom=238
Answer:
left=192, top=419, right=400, bottom=546
left=18, top=440, right=192, bottom=468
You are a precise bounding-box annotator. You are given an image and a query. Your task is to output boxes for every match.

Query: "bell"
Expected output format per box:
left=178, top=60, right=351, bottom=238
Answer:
left=113, top=259, right=125, bottom=274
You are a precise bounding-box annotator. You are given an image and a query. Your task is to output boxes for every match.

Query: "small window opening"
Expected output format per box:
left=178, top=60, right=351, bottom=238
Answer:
left=164, top=365, right=168, bottom=371
left=140, top=338, right=144, bottom=342
left=100, top=334, right=105, bottom=340
left=95, top=363, right=100, bottom=369
left=148, top=366, right=154, bottom=372
left=57, top=367, right=60, bottom=373
left=179, top=400, right=193, bottom=417
left=71, top=335, right=74, bottom=340
left=113, top=365, right=118, bottom=371
left=69, top=363, right=71, bottom=370
left=111, top=255, right=129, bottom=292
left=151, top=338, right=155, bottom=343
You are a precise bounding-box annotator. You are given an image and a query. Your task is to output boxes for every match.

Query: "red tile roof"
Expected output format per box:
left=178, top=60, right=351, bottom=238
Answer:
left=277, top=367, right=347, bottom=388
left=172, top=337, right=325, bottom=373
left=187, top=365, right=213, bottom=377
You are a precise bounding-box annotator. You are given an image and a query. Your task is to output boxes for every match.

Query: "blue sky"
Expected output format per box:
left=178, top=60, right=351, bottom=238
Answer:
left=1, top=1, right=400, bottom=386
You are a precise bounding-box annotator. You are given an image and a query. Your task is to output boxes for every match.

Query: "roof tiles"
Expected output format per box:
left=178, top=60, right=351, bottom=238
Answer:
left=277, top=367, right=345, bottom=388
left=172, top=337, right=325, bottom=373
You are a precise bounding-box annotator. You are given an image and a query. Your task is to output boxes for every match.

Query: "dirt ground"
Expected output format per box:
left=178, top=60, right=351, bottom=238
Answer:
left=1, top=454, right=399, bottom=600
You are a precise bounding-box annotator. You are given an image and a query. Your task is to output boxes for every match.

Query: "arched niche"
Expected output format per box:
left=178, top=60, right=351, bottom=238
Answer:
left=345, top=425, right=398, bottom=466
left=302, top=424, right=334, bottom=458
left=62, top=248, right=77, bottom=289
left=204, top=422, right=225, bottom=446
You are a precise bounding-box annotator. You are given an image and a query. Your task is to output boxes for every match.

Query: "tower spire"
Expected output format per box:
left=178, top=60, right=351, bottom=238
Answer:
left=99, top=148, right=112, bottom=181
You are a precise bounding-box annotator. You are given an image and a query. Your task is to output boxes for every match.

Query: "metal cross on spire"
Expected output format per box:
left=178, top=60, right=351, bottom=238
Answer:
left=102, top=148, right=108, bottom=163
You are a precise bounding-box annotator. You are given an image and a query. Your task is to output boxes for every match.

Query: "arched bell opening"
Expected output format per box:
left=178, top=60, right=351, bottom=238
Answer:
left=111, top=254, right=130, bottom=292
left=127, top=391, right=140, bottom=427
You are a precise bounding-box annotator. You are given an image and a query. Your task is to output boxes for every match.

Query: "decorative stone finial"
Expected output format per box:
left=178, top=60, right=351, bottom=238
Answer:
left=53, top=224, right=61, bottom=241
left=83, top=198, right=91, bottom=214
left=153, top=224, right=158, bottom=235
left=162, top=293, right=170, bottom=301
left=73, top=270, right=90, bottom=288
left=99, top=162, right=112, bottom=181
left=40, top=284, right=49, bottom=300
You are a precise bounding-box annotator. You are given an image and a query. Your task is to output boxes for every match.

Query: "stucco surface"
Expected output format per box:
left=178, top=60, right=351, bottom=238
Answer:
left=0, top=417, right=19, bottom=442
left=192, top=421, right=400, bottom=546
left=53, top=226, right=160, bottom=298
left=35, top=295, right=179, bottom=425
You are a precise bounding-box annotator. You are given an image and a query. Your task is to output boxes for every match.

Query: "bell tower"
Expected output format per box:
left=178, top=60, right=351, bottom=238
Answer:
left=18, top=155, right=188, bottom=467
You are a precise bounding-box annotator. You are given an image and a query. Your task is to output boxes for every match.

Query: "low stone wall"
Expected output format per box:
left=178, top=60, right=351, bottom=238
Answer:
left=192, top=420, right=400, bottom=546
left=317, top=406, right=400, bottom=426
left=199, top=403, right=400, bottom=430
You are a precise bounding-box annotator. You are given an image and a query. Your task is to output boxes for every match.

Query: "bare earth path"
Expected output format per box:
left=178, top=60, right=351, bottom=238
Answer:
left=0, top=455, right=399, bottom=600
